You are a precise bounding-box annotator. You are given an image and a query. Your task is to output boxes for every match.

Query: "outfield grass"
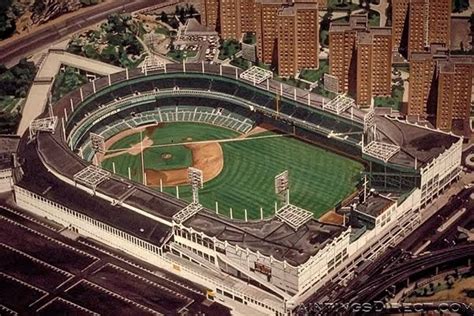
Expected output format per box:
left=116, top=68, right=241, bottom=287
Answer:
left=108, top=123, right=239, bottom=151
left=170, top=132, right=363, bottom=219
left=102, top=123, right=363, bottom=219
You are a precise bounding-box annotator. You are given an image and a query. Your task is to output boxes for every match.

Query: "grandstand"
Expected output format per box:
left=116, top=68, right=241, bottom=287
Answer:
left=10, top=63, right=463, bottom=316
left=80, top=106, right=254, bottom=161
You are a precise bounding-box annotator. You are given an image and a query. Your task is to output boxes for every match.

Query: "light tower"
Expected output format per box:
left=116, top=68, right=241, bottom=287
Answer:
left=274, top=170, right=289, bottom=206
left=188, top=167, right=203, bottom=204
left=90, top=133, right=105, bottom=166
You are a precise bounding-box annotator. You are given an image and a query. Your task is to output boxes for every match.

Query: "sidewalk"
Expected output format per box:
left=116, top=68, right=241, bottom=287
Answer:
left=17, top=51, right=123, bottom=137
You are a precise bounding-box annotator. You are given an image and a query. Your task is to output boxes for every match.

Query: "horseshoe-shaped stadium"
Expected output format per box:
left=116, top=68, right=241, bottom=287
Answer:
left=12, top=63, right=462, bottom=315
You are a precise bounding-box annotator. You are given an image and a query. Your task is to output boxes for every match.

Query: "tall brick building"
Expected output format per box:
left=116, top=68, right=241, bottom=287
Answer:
left=255, top=0, right=285, bottom=64
left=329, top=14, right=392, bottom=107
left=391, top=0, right=409, bottom=54
left=201, top=0, right=219, bottom=31
left=218, top=0, right=257, bottom=39
left=219, top=0, right=241, bottom=39
left=200, top=0, right=319, bottom=77
left=391, top=0, right=451, bottom=58
left=276, top=2, right=319, bottom=76
left=407, top=45, right=473, bottom=132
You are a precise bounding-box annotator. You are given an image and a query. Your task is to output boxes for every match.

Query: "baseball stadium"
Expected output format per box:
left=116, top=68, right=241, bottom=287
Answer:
left=67, top=64, right=370, bottom=222
left=11, top=62, right=462, bottom=315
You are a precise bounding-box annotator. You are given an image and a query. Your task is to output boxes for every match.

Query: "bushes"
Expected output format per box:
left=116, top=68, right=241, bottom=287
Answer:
left=67, top=13, right=144, bottom=68
left=51, top=66, right=88, bottom=102
left=0, top=58, right=37, bottom=98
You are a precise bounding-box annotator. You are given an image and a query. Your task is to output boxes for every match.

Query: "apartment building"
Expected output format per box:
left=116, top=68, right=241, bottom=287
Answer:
left=276, top=2, right=319, bottom=77
left=391, top=0, right=451, bottom=58
left=407, top=45, right=473, bottom=132
left=329, top=14, right=392, bottom=107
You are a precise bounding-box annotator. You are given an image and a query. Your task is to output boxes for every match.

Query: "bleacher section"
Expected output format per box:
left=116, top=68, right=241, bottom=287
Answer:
left=64, top=74, right=364, bottom=160
left=80, top=106, right=254, bottom=161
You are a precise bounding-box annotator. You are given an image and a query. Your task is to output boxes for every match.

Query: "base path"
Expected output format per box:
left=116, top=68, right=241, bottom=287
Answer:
left=146, top=142, right=223, bottom=187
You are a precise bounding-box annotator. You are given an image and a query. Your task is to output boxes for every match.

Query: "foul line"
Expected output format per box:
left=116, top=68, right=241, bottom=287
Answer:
left=104, top=133, right=291, bottom=155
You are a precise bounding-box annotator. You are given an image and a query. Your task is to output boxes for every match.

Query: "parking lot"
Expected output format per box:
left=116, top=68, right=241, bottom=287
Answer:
left=175, top=34, right=220, bottom=62
left=0, top=205, right=230, bottom=315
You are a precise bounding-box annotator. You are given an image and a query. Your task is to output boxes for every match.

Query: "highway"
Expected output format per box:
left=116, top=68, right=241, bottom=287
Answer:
left=0, top=0, right=169, bottom=67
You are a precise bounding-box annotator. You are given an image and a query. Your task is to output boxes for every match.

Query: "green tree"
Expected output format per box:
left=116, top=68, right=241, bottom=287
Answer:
left=0, top=0, right=16, bottom=39
left=160, top=11, right=169, bottom=24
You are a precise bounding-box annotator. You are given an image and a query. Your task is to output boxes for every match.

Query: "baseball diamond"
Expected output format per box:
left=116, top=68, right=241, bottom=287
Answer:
left=100, top=122, right=363, bottom=219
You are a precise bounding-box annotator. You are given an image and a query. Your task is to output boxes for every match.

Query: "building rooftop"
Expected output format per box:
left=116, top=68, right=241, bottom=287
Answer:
left=375, top=116, right=460, bottom=169
left=329, top=14, right=391, bottom=36
left=184, top=18, right=218, bottom=35
left=184, top=212, right=345, bottom=266
left=355, top=193, right=395, bottom=218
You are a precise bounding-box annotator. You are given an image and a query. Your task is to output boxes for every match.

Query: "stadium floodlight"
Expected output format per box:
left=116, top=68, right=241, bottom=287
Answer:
left=141, top=55, right=165, bottom=74
left=363, top=109, right=376, bottom=133
left=275, top=170, right=289, bottom=205
left=90, top=133, right=106, bottom=154
left=363, top=141, right=400, bottom=163
left=325, top=94, right=355, bottom=114
left=188, top=167, right=203, bottom=203
left=240, top=66, right=273, bottom=85
left=73, top=165, right=110, bottom=193
left=29, top=116, right=58, bottom=141
left=173, top=203, right=203, bottom=224
left=276, top=204, right=313, bottom=230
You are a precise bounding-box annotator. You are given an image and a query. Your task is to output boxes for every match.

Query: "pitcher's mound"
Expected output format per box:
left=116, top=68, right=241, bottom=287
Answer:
left=161, top=153, right=173, bottom=160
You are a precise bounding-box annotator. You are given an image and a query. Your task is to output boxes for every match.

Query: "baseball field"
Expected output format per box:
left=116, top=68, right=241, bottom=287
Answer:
left=100, top=122, right=364, bottom=220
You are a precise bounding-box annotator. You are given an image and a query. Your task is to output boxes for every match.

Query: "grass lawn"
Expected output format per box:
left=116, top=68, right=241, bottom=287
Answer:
left=327, top=0, right=360, bottom=11
left=273, top=76, right=310, bottom=90
left=374, top=86, right=404, bottom=110
left=242, top=32, right=256, bottom=45
left=167, top=50, right=197, bottom=62
left=155, top=26, right=170, bottom=36
left=0, top=96, right=21, bottom=113
left=218, top=40, right=240, bottom=60
left=368, top=10, right=380, bottom=27
left=230, top=57, right=251, bottom=70
left=102, top=123, right=363, bottom=219
left=299, top=60, right=329, bottom=83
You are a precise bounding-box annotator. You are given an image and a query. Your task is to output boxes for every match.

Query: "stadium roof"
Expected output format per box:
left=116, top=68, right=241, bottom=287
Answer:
left=16, top=137, right=174, bottom=246
left=184, top=212, right=345, bottom=266
left=375, top=116, right=460, bottom=169
left=355, top=194, right=395, bottom=218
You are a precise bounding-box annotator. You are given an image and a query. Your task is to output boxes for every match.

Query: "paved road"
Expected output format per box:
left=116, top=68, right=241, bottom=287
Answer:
left=0, top=0, right=169, bottom=67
